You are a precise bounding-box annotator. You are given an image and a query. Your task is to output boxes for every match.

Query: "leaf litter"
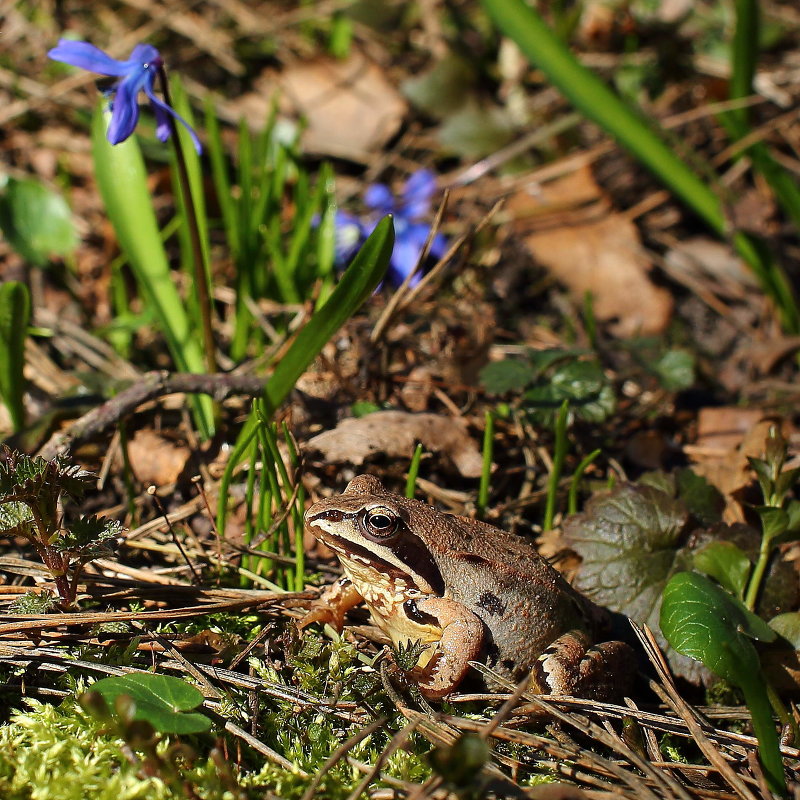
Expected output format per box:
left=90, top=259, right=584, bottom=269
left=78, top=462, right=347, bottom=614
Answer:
left=2, top=1, right=800, bottom=797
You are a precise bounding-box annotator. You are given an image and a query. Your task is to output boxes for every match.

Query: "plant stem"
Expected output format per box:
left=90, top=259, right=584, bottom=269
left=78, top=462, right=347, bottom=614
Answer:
left=157, top=68, right=217, bottom=374
left=744, top=531, right=773, bottom=611
left=544, top=401, right=569, bottom=531
left=477, top=411, right=494, bottom=519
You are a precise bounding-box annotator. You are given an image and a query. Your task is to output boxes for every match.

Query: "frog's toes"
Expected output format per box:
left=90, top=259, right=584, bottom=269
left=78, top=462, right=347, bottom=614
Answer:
left=532, top=630, right=635, bottom=701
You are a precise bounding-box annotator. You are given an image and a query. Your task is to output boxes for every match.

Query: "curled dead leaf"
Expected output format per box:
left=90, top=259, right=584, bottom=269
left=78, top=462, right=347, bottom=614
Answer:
left=305, top=411, right=483, bottom=478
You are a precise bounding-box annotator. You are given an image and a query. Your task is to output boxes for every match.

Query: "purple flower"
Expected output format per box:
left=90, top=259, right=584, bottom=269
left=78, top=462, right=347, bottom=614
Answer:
left=334, top=169, right=447, bottom=288
left=48, top=39, right=202, bottom=153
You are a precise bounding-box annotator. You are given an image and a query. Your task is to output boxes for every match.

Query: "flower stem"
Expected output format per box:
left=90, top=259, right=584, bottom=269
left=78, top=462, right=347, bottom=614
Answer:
left=157, top=67, right=217, bottom=374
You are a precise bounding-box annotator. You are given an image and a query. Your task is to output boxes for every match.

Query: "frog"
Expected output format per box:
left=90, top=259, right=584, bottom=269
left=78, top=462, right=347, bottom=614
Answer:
left=299, top=474, right=634, bottom=699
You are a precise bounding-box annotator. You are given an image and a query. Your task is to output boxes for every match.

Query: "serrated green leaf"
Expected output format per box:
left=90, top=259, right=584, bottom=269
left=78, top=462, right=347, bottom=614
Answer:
left=58, top=516, right=123, bottom=560
left=660, top=572, right=784, bottom=794
left=692, top=541, right=751, bottom=599
left=0, top=177, right=78, bottom=265
left=479, top=360, right=535, bottom=394
left=89, top=673, right=211, bottom=734
left=563, top=482, right=700, bottom=679
left=0, top=281, right=31, bottom=431
left=0, top=500, right=35, bottom=538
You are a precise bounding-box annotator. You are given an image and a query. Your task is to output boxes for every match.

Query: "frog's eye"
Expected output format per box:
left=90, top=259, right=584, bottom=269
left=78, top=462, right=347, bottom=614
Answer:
left=363, top=506, right=400, bottom=539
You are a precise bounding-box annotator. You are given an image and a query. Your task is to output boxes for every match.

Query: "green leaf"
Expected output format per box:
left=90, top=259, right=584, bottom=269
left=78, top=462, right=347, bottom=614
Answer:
left=0, top=500, right=35, bottom=539
left=769, top=612, right=800, bottom=649
left=563, top=483, right=699, bottom=677
left=437, top=102, right=515, bottom=159
left=479, top=360, right=535, bottom=394
left=756, top=506, right=789, bottom=542
left=402, top=55, right=476, bottom=119
left=58, top=516, right=123, bottom=560
left=692, top=541, right=752, bottom=599
left=265, top=216, right=393, bottom=412
left=661, top=572, right=785, bottom=794
left=0, top=177, right=78, bottom=265
left=653, top=349, right=695, bottom=391
left=0, top=281, right=31, bottom=431
left=89, top=673, right=211, bottom=734
left=675, top=468, right=724, bottom=526
left=91, top=103, right=213, bottom=438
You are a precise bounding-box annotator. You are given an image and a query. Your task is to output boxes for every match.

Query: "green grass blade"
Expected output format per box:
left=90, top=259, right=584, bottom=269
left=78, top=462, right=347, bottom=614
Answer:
left=216, top=216, right=394, bottom=537
left=0, top=281, right=31, bottom=432
left=263, top=215, right=394, bottom=412
left=91, top=103, right=214, bottom=436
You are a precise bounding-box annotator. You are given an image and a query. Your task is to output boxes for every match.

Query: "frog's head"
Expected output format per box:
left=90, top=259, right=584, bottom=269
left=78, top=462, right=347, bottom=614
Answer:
left=304, top=475, right=444, bottom=596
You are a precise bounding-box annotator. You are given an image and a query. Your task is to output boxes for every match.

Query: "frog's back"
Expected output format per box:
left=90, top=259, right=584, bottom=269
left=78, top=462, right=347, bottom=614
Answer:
left=434, top=513, right=590, bottom=680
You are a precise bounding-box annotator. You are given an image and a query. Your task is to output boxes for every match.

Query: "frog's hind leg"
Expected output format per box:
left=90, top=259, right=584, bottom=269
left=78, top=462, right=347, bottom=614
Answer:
left=532, top=630, right=635, bottom=701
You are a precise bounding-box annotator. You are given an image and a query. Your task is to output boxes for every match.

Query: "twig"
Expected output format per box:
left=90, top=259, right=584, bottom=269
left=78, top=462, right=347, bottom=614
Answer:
left=38, top=371, right=266, bottom=460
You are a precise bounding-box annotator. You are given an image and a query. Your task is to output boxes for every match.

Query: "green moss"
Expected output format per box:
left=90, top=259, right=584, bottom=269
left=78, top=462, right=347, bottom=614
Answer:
left=0, top=698, right=238, bottom=800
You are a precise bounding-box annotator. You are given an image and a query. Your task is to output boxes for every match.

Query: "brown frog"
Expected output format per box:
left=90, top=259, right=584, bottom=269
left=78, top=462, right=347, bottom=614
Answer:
left=300, top=475, right=633, bottom=699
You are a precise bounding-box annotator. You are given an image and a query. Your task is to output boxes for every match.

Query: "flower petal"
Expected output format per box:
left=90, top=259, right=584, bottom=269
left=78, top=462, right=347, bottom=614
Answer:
left=332, top=211, right=367, bottom=264
left=47, top=39, right=131, bottom=76
left=388, top=239, right=424, bottom=287
left=106, top=71, right=145, bottom=143
left=402, top=169, right=437, bottom=220
left=144, top=85, right=203, bottom=153
left=364, top=183, right=394, bottom=215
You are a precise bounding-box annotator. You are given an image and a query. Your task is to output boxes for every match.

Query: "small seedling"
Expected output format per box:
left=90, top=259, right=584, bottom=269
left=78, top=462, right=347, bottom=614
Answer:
left=0, top=447, right=122, bottom=608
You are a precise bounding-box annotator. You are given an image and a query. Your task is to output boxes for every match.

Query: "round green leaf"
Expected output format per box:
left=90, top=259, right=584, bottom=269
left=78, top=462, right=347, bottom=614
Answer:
left=0, top=178, right=78, bottom=266
left=90, top=673, right=211, bottom=734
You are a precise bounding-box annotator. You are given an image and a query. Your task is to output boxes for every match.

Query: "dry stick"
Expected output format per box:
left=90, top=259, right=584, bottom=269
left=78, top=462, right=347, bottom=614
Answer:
left=223, top=720, right=306, bottom=776
left=147, top=486, right=202, bottom=584
left=521, top=694, right=676, bottom=800
left=633, top=623, right=761, bottom=800
left=344, top=719, right=422, bottom=800
left=298, top=715, right=388, bottom=800
left=0, top=594, right=288, bottom=636
left=38, top=371, right=266, bottom=460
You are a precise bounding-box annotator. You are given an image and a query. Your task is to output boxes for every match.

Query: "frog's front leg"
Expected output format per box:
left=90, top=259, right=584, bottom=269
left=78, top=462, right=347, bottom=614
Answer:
left=404, top=597, right=485, bottom=699
left=298, top=577, right=363, bottom=631
left=532, top=630, right=635, bottom=700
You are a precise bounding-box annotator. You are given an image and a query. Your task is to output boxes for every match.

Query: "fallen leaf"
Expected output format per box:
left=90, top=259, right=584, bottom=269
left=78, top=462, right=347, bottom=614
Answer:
left=685, top=409, right=775, bottom=518
left=305, top=411, right=483, bottom=478
left=509, top=166, right=673, bottom=336
left=126, top=430, right=191, bottom=487
left=228, top=51, right=406, bottom=162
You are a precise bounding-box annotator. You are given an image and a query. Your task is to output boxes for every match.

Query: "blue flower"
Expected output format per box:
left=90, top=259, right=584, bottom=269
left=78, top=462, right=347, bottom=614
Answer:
left=48, top=39, right=202, bottom=153
left=334, top=169, right=447, bottom=288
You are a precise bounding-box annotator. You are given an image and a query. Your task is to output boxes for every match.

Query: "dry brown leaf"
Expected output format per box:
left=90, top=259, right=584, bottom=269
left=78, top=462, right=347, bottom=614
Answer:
left=509, top=166, right=673, bottom=337
left=228, top=51, right=406, bottom=162
left=305, top=411, right=483, bottom=478
left=685, top=408, right=776, bottom=520
left=126, top=430, right=190, bottom=487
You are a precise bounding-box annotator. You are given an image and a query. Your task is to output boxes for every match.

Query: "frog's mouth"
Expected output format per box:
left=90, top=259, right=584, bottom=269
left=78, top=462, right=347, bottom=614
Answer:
left=307, top=511, right=445, bottom=595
